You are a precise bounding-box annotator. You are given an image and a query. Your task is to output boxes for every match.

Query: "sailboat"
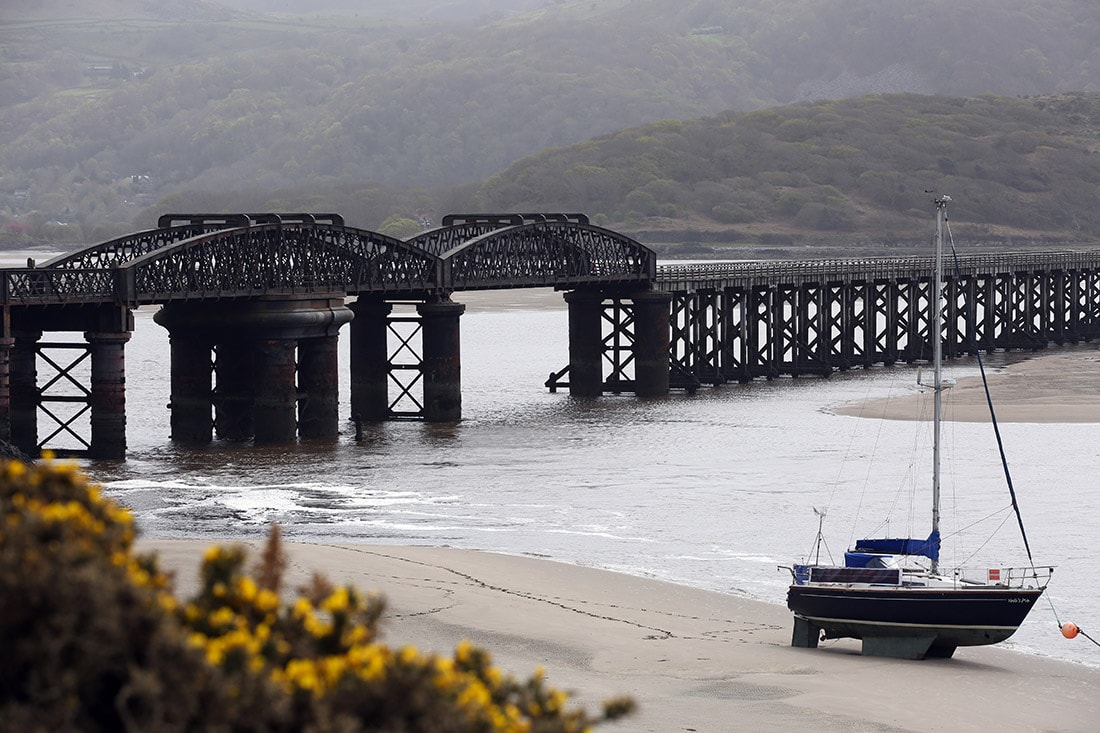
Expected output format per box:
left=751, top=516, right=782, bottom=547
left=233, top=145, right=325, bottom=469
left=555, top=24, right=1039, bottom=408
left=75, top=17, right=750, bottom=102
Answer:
left=783, top=196, right=1053, bottom=660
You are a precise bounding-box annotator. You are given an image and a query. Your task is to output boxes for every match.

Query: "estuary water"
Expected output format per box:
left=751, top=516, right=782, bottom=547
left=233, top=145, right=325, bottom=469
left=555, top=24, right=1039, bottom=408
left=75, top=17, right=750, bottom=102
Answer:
left=5, top=248, right=1098, bottom=668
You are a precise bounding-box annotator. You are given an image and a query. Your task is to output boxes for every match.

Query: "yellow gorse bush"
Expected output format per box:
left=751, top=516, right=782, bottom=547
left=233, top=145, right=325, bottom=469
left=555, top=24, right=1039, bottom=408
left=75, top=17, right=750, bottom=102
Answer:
left=0, top=457, right=634, bottom=732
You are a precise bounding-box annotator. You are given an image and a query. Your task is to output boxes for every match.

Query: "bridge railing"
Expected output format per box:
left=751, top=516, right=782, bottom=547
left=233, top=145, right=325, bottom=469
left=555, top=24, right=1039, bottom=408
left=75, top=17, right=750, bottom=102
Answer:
left=656, top=250, right=1100, bottom=287
left=2, top=267, right=118, bottom=306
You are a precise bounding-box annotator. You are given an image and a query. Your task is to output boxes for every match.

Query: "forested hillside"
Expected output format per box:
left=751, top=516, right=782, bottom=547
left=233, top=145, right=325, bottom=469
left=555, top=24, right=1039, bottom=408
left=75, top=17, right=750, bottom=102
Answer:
left=477, top=93, right=1100, bottom=250
left=3, top=0, right=1100, bottom=246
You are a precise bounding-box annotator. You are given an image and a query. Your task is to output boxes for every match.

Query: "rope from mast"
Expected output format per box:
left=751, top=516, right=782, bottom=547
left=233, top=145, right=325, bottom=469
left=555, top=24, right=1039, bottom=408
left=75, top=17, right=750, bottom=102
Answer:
left=940, top=200, right=1038, bottom=572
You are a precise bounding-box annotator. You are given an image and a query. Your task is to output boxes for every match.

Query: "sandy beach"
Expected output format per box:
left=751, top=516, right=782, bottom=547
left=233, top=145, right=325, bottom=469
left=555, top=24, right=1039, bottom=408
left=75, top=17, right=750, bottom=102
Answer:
left=142, top=538, right=1100, bottom=732
left=832, top=345, right=1100, bottom=423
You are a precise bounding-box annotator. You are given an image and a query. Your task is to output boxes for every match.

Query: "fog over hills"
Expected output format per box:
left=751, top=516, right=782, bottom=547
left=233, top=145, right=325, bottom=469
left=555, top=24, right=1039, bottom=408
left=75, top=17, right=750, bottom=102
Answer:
left=212, top=1, right=547, bottom=21
left=3, top=0, right=1099, bottom=246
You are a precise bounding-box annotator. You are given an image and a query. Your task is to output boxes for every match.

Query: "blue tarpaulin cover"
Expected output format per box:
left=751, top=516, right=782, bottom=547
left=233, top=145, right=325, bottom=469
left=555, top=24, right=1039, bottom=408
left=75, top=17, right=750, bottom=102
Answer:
left=849, top=530, right=940, bottom=563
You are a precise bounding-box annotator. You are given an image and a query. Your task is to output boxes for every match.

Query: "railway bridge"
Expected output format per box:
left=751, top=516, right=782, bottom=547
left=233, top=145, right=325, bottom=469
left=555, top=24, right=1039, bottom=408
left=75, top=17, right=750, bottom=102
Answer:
left=2, top=212, right=1097, bottom=459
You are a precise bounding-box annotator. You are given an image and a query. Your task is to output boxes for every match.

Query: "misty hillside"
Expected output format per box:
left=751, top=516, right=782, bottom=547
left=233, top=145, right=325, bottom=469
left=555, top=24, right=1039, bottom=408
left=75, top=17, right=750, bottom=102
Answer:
left=132, top=92, right=1100, bottom=252
left=212, top=0, right=548, bottom=21
left=3, top=0, right=1100, bottom=245
left=476, top=93, right=1100, bottom=249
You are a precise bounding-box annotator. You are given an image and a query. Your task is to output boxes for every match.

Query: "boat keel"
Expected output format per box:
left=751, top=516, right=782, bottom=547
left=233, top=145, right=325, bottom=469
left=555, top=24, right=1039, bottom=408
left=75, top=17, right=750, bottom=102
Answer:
left=861, top=635, right=936, bottom=659
left=791, top=616, right=820, bottom=648
left=790, top=615, right=962, bottom=659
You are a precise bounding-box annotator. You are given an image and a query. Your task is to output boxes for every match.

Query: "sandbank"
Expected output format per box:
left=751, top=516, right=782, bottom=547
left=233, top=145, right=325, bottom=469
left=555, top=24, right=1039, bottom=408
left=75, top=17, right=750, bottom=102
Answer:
left=141, top=539, right=1100, bottom=732
left=832, top=345, right=1100, bottom=423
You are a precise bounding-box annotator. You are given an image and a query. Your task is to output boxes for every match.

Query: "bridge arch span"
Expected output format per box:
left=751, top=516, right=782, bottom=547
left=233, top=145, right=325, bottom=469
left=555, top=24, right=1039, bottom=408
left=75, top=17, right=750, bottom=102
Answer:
left=117, top=223, right=440, bottom=304
left=40, top=221, right=239, bottom=270
left=440, top=220, right=656, bottom=291
left=409, top=213, right=591, bottom=257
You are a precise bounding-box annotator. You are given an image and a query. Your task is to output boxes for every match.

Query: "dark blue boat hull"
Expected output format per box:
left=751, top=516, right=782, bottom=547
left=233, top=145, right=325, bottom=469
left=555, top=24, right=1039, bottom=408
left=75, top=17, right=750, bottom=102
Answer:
left=787, top=584, right=1044, bottom=654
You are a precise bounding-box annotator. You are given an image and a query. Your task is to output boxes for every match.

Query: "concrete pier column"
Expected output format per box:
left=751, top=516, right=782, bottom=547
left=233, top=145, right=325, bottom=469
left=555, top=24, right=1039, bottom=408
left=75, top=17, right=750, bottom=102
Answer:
left=565, top=290, right=604, bottom=397
left=631, top=290, right=672, bottom=397
left=348, top=299, right=393, bottom=422
left=168, top=333, right=213, bottom=443
left=298, top=335, right=340, bottom=439
left=417, top=298, right=465, bottom=422
left=253, top=338, right=298, bottom=443
left=10, top=329, right=40, bottom=457
left=0, top=337, right=13, bottom=447
left=87, top=331, right=131, bottom=460
left=214, top=340, right=254, bottom=441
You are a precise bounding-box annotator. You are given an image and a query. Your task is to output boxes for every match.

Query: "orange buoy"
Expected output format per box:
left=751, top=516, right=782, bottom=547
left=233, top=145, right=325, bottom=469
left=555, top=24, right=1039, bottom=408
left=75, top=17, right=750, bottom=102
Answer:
left=1061, top=622, right=1080, bottom=639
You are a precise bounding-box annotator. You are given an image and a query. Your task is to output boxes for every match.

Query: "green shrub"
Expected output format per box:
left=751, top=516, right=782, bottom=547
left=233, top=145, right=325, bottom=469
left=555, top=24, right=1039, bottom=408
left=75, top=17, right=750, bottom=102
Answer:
left=0, top=458, right=634, bottom=732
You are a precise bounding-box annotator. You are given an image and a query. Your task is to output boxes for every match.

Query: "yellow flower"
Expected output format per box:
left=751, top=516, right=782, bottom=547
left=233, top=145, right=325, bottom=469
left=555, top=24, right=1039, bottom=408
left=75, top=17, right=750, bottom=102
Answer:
left=157, top=593, right=179, bottom=614
left=205, top=643, right=225, bottom=666
left=209, top=606, right=236, bottom=629
left=292, top=597, right=313, bottom=618
left=128, top=565, right=151, bottom=587
left=349, top=643, right=389, bottom=681
left=456, top=678, right=491, bottom=710
left=282, top=659, right=321, bottom=694
left=255, top=588, right=280, bottom=614
left=320, top=586, right=350, bottom=614
left=302, top=612, right=332, bottom=639
left=236, top=576, right=258, bottom=602
left=319, top=655, right=347, bottom=686
left=341, top=624, right=369, bottom=646
left=548, top=689, right=568, bottom=713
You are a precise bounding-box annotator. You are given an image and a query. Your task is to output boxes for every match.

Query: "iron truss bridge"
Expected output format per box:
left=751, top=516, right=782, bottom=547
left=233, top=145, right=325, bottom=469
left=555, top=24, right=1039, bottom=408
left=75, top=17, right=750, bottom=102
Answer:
left=1, top=213, right=655, bottom=307
left=655, top=250, right=1100, bottom=388
left=5, top=211, right=1100, bottom=460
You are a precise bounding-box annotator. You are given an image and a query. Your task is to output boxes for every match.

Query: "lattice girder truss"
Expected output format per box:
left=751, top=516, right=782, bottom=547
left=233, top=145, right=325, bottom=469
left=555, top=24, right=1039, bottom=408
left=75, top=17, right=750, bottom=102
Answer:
left=444, top=222, right=655, bottom=290
left=119, top=224, right=440, bottom=303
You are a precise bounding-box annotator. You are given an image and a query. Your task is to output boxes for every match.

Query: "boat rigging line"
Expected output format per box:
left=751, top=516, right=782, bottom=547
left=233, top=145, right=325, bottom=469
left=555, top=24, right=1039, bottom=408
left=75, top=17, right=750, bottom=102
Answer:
left=943, top=207, right=1036, bottom=570
left=945, top=207, right=1097, bottom=654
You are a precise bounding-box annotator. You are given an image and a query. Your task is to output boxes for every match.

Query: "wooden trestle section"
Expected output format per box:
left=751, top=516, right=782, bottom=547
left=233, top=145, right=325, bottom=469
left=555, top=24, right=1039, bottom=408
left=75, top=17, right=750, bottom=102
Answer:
left=657, top=252, right=1100, bottom=389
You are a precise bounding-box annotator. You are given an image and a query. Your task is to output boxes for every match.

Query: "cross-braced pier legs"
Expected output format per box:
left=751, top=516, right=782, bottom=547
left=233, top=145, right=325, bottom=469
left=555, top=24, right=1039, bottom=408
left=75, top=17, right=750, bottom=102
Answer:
left=549, top=288, right=672, bottom=398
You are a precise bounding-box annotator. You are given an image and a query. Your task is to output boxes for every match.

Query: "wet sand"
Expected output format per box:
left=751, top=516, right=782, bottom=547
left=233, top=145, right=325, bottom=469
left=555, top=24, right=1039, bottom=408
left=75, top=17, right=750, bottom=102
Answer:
left=143, top=539, right=1100, bottom=732
left=831, top=346, right=1100, bottom=423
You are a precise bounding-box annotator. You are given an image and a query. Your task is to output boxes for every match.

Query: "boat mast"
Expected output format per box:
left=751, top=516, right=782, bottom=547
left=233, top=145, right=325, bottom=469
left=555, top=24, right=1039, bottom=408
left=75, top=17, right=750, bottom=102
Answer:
left=931, top=196, right=949, bottom=575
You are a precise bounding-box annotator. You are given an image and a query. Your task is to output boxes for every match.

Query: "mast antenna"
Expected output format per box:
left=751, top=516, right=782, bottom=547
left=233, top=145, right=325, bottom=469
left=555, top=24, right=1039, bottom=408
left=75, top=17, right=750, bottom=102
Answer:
left=930, top=195, right=950, bottom=574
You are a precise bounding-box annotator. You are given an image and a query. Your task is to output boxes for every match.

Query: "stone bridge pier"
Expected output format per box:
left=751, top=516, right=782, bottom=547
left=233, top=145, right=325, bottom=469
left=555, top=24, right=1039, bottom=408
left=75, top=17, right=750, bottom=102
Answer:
left=154, top=296, right=352, bottom=444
